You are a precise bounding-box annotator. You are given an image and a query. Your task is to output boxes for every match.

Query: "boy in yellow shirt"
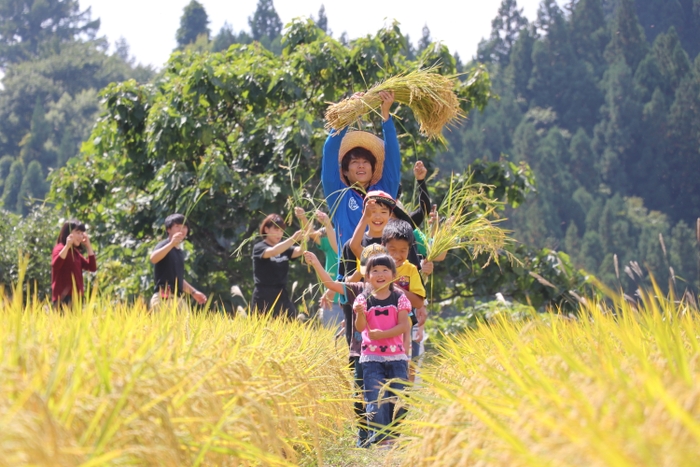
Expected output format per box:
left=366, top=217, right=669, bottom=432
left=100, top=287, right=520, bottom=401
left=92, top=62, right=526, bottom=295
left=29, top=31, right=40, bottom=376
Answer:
left=381, top=219, right=426, bottom=355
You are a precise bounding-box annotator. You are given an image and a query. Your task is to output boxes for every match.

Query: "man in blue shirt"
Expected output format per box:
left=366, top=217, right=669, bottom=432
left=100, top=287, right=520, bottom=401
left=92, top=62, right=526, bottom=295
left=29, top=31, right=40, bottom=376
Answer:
left=322, top=90, right=401, bottom=268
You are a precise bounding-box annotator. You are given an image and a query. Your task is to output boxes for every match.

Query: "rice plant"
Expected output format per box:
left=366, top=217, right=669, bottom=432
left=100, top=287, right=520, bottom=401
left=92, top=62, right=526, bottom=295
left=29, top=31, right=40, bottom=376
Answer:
left=393, top=285, right=700, bottom=467
left=0, top=286, right=354, bottom=466
left=324, top=67, right=463, bottom=140
left=422, top=174, right=513, bottom=265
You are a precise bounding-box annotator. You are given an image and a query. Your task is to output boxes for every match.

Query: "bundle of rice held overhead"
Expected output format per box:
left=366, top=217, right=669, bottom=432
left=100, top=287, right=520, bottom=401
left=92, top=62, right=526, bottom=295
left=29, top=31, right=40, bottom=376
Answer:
left=324, top=69, right=462, bottom=139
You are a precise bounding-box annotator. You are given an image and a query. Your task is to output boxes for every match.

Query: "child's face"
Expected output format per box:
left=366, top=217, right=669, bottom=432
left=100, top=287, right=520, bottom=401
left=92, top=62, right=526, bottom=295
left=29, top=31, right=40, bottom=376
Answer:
left=264, top=225, right=284, bottom=245
left=367, top=264, right=394, bottom=291
left=167, top=223, right=188, bottom=238
left=384, top=239, right=410, bottom=267
left=367, top=203, right=391, bottom=234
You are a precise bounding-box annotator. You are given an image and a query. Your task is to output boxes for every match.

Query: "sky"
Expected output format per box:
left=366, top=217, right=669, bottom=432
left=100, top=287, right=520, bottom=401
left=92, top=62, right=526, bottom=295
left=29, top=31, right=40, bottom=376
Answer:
left=80, top=0, right=552, bottom=69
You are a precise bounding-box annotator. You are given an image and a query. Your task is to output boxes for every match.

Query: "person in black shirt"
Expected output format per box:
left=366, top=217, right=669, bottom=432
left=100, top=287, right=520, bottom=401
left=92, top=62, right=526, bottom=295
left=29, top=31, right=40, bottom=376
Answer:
left=149, top=213, right=207, bottom=310
left=251, top=213, right=305, bottom=319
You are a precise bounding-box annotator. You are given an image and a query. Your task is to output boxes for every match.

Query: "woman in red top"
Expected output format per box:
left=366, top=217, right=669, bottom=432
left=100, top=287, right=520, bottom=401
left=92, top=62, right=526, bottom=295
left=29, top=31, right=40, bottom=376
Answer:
left=51, top=220, right=97, bottom=308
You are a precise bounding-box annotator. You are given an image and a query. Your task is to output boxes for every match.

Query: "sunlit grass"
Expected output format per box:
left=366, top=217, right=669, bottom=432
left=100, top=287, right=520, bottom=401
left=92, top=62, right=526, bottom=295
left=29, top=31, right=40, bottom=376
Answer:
left=394, top=285, right=700, bottom=466
left=0, top=287, right=353, bottom=466
left=5, top=250, right=700, bottom=466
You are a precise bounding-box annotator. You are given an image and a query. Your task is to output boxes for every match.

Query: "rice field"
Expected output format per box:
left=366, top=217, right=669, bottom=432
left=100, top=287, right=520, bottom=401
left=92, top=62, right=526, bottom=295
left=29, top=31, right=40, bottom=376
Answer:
left=3, top=281, right=700, bottom=466
left=393, top=288, right=700, bottom=467
left=0, top=290, right=353, bottom=466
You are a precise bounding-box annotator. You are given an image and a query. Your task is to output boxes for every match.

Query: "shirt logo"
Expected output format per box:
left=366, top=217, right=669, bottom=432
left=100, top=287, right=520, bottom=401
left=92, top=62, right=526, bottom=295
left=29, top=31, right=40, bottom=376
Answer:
left=270, top=255, right=289, bottom=263
left=348, top=197, right=360, bottom=211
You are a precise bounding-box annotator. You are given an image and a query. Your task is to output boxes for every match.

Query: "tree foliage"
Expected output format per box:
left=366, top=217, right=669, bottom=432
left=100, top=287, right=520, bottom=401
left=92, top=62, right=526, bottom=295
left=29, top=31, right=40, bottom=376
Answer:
left=0, top=2, right=154, bottom=214
left=441, top=0, right=700, bottom=297
left=176, top=0, right=210, bottom=49
left=0, top=0, right=99, bottom=66
left=47, top=18, right=589, bottom=311
left=249, top=0, right=282, bottom=42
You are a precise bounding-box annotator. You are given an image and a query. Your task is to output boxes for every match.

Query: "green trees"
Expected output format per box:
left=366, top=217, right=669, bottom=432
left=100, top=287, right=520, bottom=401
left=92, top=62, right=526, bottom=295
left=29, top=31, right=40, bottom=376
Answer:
left=0, top=0, right=153, bottom=214
left=440, top=0, right=700, bottom=296
left=176, top=0, right=210, bottom=49
left=314, top=5, right=328, bottom=34
left=249, top=0, right=282, bottom=51
left=478, top=0, right=528, bottom=67
left=16, top=160, right=47, bottom=214
left=1, top=159, right=23, bottom=210
left=46, top=18, right=590, bottom=310
left=0, top=0, right=99, bottom=66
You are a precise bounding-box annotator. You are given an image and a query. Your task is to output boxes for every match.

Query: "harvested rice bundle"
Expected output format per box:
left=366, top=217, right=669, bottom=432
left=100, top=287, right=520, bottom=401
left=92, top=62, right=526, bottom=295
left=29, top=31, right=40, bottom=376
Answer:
left=423, top=176, right=514, bottom=265
left=324, top=68, right=463, bottom=139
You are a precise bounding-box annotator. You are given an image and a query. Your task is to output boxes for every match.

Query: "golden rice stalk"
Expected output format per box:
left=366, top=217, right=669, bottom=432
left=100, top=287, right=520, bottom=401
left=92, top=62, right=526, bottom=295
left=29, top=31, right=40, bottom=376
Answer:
left=324, top=68, right=463, bottom=139
left=394, top=290, right=700, bottom=466
left=423, top=175, right=515, bottom=266
left=0, top=287, right=353, bottom=466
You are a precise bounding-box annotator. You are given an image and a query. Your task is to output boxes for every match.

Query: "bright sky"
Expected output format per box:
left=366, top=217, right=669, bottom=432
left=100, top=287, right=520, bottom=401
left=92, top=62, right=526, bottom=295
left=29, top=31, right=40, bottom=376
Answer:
left=81, top=0, right=551, bottom=69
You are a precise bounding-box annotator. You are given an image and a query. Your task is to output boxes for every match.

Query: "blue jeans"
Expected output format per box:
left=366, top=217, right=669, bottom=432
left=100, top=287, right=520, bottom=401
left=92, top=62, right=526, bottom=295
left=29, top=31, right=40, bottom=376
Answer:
left=350, top=357, right=369, bottom=447
left=362, top=360, right=408, bottom=442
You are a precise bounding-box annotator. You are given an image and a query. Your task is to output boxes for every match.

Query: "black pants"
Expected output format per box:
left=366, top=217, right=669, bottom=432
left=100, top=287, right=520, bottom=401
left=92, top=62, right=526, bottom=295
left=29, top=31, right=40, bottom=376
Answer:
left=52, top=295, right=72, bottom=311
left=252, top=286, right=296, bottom=319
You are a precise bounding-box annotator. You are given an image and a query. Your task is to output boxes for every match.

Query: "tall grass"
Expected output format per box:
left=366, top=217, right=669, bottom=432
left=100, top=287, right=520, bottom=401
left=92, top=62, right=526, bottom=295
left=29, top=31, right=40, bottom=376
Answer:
left=394, top=286, right=700, bottom=466
left=0, top=289, right=353, bottom=466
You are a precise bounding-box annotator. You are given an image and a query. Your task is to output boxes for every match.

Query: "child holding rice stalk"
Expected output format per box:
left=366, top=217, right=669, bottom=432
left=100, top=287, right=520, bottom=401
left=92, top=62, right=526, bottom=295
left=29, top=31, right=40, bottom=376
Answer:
left=380, top=219, right=428, bottom=357
left=293, top=207, right=342, bottom=328
left=354, top=253, right=411, bottom=446
left=303, top=244, right=398, bottom=448
left=51, top=219, right=97, bottom=309
left=149, top=214, right=207, bottom=311
left=343, top=191, right=420, bottom=279
left=322, top=91, right=401, bottom=252
left=339, top=192, right=420, bottom=347
left=251, top=213, right=306, bottom=319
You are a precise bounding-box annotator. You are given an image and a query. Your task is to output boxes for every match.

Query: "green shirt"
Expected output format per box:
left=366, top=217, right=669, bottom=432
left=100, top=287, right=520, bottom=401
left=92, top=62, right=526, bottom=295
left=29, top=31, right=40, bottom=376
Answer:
left=414, top=228, right=428, bottom=257
left=319, top=236, right=340, bottom=304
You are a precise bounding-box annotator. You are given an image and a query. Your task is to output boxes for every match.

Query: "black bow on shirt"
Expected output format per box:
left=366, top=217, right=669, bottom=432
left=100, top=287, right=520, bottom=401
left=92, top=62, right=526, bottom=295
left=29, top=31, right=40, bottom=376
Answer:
left=374, top=309, right=389, bottom=316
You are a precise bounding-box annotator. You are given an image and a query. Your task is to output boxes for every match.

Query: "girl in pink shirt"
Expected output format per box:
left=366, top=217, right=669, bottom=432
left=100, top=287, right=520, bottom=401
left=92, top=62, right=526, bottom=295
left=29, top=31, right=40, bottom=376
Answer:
left=354, top=254, right=411, bottom=446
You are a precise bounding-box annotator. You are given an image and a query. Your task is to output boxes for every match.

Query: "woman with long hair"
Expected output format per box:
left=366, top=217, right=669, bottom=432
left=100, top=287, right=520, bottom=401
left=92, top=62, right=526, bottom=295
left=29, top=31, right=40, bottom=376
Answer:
left=51, top=219, right=97, bottom=308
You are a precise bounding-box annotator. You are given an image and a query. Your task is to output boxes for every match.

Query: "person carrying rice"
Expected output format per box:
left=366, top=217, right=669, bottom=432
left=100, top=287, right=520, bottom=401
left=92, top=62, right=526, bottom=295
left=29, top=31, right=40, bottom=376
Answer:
left=322, top=91, right=401, bottom=257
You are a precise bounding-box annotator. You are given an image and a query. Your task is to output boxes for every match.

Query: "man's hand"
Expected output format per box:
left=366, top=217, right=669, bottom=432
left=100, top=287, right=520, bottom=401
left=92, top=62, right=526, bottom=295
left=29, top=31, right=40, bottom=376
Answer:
left=415, top=307, right=428, bottom=326
left=291, top=230, right=304, bottom=242
left=413, top=326, right=424, bottom=343
left=192, top=291, right=207, bottom=305
left=413, top=160, right=428, bottom=181
left=320, top=290, right=333, bottom=310
left=362, top=199, right=378, bottom=219
left=294, top=207, right=305, bottom=219
left=171, top=232, right=185, bottom=247
left=379, top=90, right=395, bottom=121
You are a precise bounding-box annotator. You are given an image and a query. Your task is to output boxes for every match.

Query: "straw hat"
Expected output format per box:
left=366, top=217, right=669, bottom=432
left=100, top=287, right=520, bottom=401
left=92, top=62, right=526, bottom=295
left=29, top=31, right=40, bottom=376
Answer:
left=359, top=243, right=388, bottom=275
left=338, top=131, right=385, bottom=186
